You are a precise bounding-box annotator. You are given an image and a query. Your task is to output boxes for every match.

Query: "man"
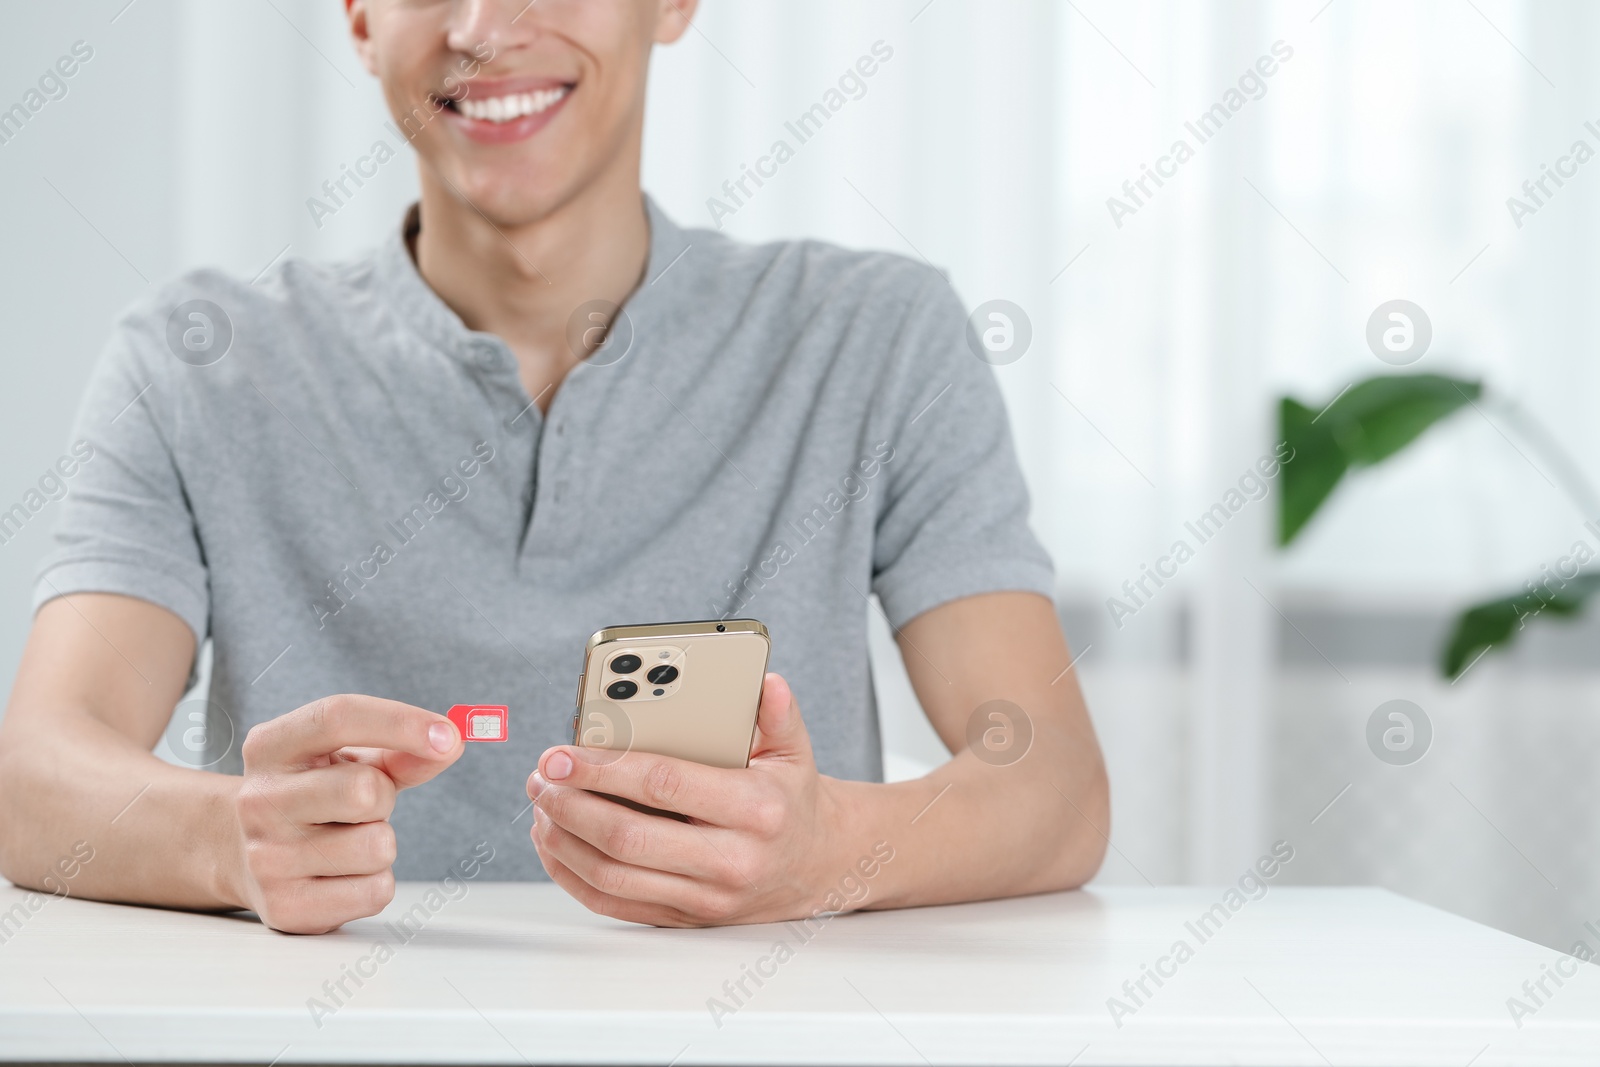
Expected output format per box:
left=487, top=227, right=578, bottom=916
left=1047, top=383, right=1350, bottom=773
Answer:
left=0, top=0, right=1106, bottom=933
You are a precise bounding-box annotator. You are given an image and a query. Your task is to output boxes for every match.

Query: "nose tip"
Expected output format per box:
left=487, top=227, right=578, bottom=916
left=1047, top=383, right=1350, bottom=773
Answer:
left=444, top=0, right=532, bottom=57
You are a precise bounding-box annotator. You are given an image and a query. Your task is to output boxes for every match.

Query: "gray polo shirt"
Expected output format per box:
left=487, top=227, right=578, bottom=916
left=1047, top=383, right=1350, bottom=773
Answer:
left=36, top=196, right=1054, bottom=880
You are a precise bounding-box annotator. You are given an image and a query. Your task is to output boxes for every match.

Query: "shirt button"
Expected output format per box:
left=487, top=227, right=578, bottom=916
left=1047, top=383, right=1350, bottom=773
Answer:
left=471, top=340, right=499, bottom=369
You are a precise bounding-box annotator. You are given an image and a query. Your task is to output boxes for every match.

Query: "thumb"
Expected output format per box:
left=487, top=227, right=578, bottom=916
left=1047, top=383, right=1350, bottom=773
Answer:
left=748, top=672, right=814, bottom=767
left=377, top=740, right=464, bottom=790
left=341, top=716, right=463, bottom=791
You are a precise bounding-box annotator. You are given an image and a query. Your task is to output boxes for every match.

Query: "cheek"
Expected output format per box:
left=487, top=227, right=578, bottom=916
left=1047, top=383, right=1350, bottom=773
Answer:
left=370, top=17, right=445, bottom=102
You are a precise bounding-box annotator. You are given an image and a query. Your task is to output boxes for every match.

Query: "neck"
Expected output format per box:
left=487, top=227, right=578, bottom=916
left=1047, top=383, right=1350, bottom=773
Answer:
left=412, top=160, right=651, bottom=411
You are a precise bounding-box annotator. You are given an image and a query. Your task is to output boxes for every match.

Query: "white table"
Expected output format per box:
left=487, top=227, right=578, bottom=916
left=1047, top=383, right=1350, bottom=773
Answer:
left=1, top=881, right=1595, bottom=1065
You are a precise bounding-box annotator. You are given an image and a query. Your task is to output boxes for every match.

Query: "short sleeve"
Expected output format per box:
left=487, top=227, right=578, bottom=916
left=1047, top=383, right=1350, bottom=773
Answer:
left=33, top=309, right=210, bottom=644
left=869, top=271, right=1056, bottom=629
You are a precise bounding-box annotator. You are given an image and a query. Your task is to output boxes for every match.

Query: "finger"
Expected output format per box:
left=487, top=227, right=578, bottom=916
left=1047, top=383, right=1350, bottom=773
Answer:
left=533, top=840, right=692, bottom=928
left=748, top=672, right=815, bottom=767
left=244, top=819, right=397, bottom=880
left=530, top=779, right=715, bottom=877
left=296, top=821, right=398, bottom=878
left=537, top=746, right=748, bottom=825
left=533, top=808, right=724, bottom=916
left=335, top=740, right=463, bottom=791
left=242, top=694, right=460, bottom=777
left=262, top=870, right=396, bottom=935
left=264, top=762, right=397, bottom=825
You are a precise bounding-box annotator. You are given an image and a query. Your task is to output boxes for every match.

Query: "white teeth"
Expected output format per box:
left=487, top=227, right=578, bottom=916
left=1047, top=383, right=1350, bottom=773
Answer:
left=455, top=86, right=569, bottom=123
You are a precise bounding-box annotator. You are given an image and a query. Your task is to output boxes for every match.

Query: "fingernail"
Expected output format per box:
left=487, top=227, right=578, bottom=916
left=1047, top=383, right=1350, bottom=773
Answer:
left=528, top=773, right=546, bottom=798
left=429, top=722, right=457, bottom=753
left=546, top=750, right=573, bottom=780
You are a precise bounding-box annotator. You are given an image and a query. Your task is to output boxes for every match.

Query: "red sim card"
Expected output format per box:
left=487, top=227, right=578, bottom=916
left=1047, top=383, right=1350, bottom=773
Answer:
left=447, top=704, right=508, bottom=743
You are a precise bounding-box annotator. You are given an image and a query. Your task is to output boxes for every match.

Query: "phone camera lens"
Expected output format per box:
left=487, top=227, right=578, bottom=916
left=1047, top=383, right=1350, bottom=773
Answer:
left=646, top=664, right=679, bottom=685
left=610, top=654, right=642, bottom=674
left=606, top=679, right=638, bottom=700
left=716, top=624, right=726, bottom=632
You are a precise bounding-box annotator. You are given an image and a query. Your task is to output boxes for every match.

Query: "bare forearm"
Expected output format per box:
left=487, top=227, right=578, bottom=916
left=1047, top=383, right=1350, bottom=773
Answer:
left=842, top=592, right=1110, bottom=911
left=0, top=708, right=242, bottom=910
left=825, top=743, right=1108, bottom=911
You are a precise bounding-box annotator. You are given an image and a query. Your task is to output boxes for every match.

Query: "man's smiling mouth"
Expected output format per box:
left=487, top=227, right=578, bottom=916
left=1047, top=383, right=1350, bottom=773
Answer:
left=438, top=85, right=571, bottom=124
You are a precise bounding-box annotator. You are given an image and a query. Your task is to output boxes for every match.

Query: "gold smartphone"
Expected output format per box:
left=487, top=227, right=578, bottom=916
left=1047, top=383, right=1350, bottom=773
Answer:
left=572, top=619, right=771, bottom=773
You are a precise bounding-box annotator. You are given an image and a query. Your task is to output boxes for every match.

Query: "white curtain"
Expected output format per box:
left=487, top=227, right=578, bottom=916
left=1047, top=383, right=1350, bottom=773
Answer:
left=649, top=0, right=1600, bottom=951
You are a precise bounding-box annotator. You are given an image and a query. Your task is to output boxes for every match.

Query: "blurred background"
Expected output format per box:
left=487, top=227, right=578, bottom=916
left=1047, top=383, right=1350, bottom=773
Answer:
left=2, top=0, right=1597, bottom=953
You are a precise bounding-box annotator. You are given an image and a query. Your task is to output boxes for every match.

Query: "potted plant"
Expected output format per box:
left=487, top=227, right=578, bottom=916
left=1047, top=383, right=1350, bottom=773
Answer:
left=1279, top=373, right=1600, bottom=678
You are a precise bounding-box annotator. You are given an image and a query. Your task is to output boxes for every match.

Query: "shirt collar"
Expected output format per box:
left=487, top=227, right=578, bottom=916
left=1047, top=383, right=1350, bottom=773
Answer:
left=372, top=193, right=691, bottom=362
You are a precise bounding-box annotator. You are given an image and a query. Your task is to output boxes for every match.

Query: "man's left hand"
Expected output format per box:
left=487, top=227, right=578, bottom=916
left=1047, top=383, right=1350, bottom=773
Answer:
left=527, top=672, right=844, bottom=926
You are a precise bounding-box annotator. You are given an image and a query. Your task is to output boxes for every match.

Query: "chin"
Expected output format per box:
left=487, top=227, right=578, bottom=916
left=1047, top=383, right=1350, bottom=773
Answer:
left=442, top=166, right=566, bottom=226
left=423, top=150, right=607, bottom=234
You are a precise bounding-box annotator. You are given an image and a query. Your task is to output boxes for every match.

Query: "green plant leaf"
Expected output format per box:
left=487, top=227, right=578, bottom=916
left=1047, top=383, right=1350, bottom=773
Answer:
left=1328, top=374, right=1482, bottom=467
left=1278, top=397, right=1346, bottom=546
left=1441, top=572, right=1600, bottom=679
left=1278, top=373, right=1481, bottom=545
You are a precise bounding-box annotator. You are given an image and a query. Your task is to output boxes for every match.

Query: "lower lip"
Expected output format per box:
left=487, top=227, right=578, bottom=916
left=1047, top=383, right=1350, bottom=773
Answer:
left=444, top=89, right=572, bottom=145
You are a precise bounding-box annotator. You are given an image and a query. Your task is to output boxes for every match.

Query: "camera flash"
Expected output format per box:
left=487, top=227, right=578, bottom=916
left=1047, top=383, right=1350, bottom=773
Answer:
left=447, top=704, right=508, bottom=742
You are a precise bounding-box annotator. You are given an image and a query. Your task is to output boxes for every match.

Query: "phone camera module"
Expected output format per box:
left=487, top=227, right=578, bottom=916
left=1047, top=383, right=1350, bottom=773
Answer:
left=646, top=664, right=679, bottom=685
left=606, top=679, right=638, bottom=700
left=609, top=654, right=642, bottom=674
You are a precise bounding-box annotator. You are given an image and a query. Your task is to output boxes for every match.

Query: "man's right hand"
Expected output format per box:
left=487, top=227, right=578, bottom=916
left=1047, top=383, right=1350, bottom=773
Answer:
left=230, top=694, right=462, bottom=934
